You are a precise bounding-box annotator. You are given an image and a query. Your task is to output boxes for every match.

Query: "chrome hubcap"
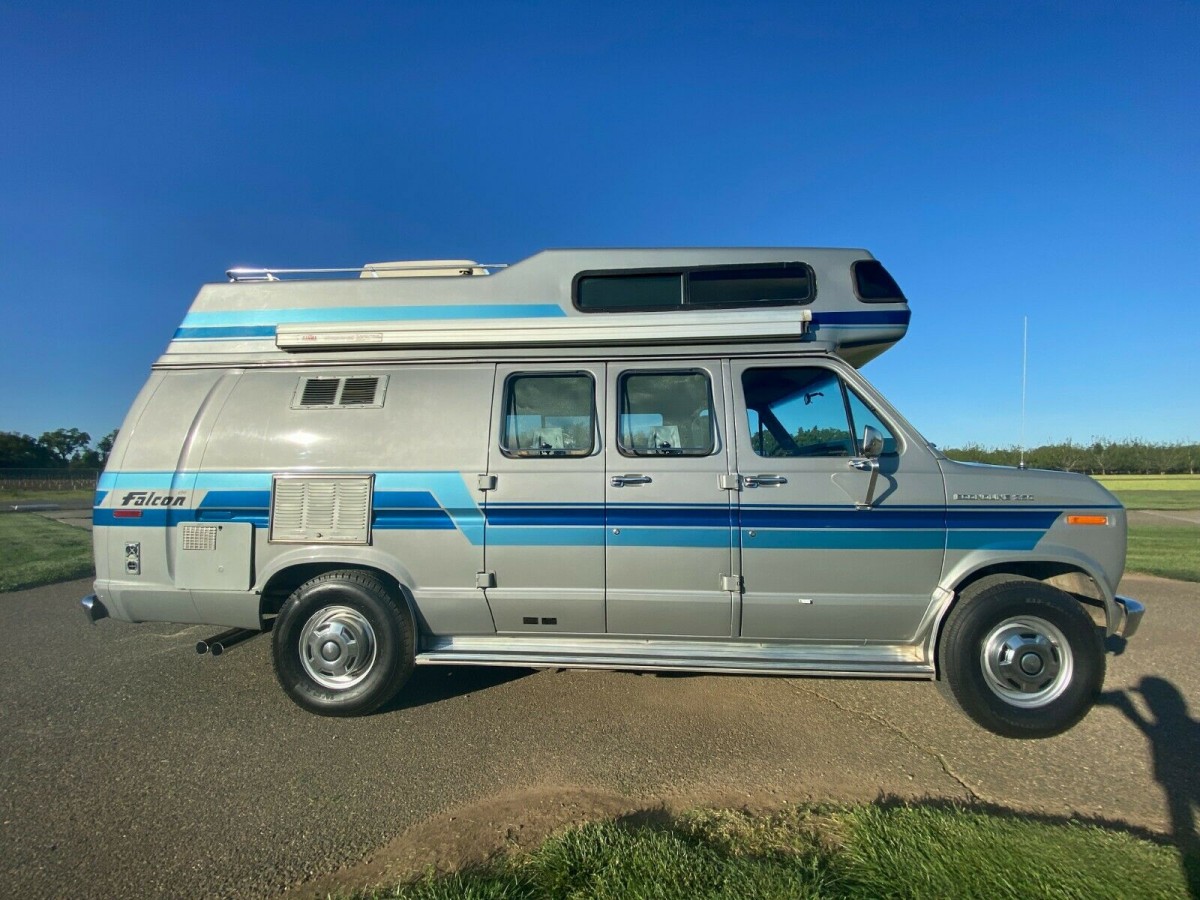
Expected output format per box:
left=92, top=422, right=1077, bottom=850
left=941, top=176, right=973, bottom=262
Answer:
left=298, top=605, right=377, bottom=690
left=981, top=616, right=1073, bottom=707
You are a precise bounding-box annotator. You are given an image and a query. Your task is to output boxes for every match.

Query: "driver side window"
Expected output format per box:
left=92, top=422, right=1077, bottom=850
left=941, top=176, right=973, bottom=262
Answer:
left=742, top=367, right=895, bottom=458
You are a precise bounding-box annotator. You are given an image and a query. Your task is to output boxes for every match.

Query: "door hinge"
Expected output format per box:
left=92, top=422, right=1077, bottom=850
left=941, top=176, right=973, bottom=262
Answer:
left=720, top=574, right=743, bottom=592
left=475, top=571, right=496, bottom=589
left=477, top=474, right=497, bottom=491
left=719, top=474, right=741, bottom=491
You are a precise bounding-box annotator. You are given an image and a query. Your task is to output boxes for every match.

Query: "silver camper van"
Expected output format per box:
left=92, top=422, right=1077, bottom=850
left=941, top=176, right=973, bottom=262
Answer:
left=82, top=248, right=1143, bottom=738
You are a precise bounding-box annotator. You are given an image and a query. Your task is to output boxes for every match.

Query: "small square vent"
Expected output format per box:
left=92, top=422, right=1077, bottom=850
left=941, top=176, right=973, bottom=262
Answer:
left=181, top=524, right=219, bottom=551
left=292, top=376, right=387, bottom=409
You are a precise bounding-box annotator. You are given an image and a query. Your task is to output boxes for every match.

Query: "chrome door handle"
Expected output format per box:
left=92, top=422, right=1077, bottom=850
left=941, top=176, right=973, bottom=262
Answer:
left=611, top=474, right=653, bottom=487
left=743, top=474, right=788, bottom=487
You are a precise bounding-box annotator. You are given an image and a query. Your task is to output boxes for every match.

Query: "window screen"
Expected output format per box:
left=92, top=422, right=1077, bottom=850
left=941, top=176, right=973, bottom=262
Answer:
left=501, top=373, right=596, bottom=457
left=618, top=371, right=714, bottom=456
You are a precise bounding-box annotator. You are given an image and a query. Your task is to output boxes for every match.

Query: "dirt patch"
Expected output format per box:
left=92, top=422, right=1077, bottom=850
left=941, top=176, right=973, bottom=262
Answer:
left=285, top=783, right=837, bottom=898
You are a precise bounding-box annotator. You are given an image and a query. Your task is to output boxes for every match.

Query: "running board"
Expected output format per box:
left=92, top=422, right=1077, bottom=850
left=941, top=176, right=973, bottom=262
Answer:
left=416, top=635, right=934, bottom=679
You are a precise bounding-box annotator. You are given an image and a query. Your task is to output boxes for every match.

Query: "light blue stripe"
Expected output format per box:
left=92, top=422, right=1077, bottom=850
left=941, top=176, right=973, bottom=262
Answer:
left=486, top=526, right=605, bottom=547
left=747, top=529, right=945, bottom=550
left=180, top=304, right=567, bottom=327
left=947, top=530, right=1044, bottom=551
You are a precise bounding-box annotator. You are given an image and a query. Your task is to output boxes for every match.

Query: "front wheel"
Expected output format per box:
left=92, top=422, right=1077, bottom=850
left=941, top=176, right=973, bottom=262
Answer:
left=271, top=570, right=414, bottom=716
left=938, top=577, right=1104, bottom=739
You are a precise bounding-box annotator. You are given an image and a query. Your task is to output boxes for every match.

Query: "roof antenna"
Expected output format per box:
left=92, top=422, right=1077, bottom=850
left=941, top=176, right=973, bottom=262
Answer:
left=1019, top=316, right=1028, bottom=470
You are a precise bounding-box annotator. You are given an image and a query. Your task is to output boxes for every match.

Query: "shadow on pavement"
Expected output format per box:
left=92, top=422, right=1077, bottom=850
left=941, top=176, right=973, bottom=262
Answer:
left=1101, top=678, right=1200, bottom=898
left=378, top=666, right=535, bottom=714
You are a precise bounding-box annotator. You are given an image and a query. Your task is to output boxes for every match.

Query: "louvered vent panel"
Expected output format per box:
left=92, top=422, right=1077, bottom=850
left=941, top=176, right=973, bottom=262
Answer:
left=339, top=377, right=380, bottom=405
left=293, top=375, right=387, bottom=409
left=270, top=475, right=373, bottom=544
left=299, top=378, right=340, bottom=407
left=181, top=524, right=219, bottom=551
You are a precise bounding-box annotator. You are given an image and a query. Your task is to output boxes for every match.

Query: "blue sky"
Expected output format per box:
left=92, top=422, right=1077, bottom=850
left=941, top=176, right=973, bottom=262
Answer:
left=2, top=0, right=1196, bottom=450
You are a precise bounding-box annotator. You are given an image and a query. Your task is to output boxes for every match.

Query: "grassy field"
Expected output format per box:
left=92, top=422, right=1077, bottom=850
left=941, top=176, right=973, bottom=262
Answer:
left=0, top=488, right=94, bottom=505
left=359, top=803, right=1191, bottom=900
left=0, top=514, right=94, bottom=592
left=1094, top=475, right=1200, bottom=510
left=1127, top=524, right=1200, bottom=583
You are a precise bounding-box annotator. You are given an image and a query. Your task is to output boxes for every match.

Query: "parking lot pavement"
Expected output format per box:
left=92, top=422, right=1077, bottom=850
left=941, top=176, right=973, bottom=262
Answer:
left=0, top=573, right=1194, bottom=899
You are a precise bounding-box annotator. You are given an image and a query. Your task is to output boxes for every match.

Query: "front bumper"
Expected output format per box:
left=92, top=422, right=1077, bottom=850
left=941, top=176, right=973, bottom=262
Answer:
left=80, top=594, right=109, bottom=625
left=1115, top=595, right=1145, bottom=639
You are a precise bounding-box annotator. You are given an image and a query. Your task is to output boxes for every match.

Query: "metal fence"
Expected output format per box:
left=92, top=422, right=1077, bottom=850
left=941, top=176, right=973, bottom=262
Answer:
left=0, top=469, right=100, bottom=491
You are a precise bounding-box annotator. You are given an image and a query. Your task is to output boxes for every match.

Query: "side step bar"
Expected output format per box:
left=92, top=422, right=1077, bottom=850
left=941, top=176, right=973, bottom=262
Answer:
left=416, top=635, right=934, bottom=679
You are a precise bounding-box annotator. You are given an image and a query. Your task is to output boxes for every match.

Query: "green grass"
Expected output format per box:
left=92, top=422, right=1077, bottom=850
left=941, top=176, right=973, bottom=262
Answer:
left=358, top=803, right=1190, bottom=900
left=1128, top=524, right=1200, bottom=583
left=0, top=488, right=95, bottom=505
left=1094, top=475, right=1200, bottom=510
left=0, top=513, right=94, bottom=592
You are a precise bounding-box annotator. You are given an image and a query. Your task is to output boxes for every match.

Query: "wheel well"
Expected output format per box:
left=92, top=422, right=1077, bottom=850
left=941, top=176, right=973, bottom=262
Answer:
left=935, top=562, right=1108, bottom=678
left=259, top=564, right=415, bottom=628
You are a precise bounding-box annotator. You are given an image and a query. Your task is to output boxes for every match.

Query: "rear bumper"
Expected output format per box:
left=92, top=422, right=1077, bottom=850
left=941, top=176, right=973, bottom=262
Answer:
left=1115, top=595, right=1144, bottom=639
left=81, top=594, right=109, bottom=625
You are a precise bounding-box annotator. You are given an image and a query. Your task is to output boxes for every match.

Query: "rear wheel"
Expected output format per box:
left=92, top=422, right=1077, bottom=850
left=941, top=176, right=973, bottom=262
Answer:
left=271, top=569, right=414, bottom=716
left=938, top=577, right=1104, bottom=739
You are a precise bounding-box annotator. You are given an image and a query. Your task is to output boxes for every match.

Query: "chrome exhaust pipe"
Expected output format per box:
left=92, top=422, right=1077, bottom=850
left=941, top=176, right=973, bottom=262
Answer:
left=197, top=627, right=259, bottom=657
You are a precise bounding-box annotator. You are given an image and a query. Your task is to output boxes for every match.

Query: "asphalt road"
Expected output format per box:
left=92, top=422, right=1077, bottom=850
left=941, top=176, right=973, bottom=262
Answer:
left=1, top=574, right=1197, bottom=899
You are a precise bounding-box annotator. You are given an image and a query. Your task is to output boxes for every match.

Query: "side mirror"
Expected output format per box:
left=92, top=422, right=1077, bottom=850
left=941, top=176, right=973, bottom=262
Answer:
left=861, top=425, right=884, bottom=459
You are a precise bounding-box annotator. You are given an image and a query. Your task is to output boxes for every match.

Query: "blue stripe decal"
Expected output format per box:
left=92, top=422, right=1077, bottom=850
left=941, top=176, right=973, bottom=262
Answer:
left=746, top=529, right=946, bottom=550
left=486, top=526, right=605, bottom=547
left=199, top=490, right=271, bottom=509
left=811, top=310, right=911, bottom=326
left=607, top=506, right=735, bottom=528
left=947, top=530, right=1045, bottom=551
left=173, top=303, right=569, bottom=340
left=486, top=505, right=607, bottom=527
left=174, top=325, right=277, bottom=340
left=374, top=510, right=456, bottom=530
left=94, top=490, right=108, bottom=505
left=375, top=490, right=444, bottom=509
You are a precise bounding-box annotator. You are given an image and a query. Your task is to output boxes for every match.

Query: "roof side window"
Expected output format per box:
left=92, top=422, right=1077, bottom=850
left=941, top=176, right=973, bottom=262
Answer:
left=853, top=260, right=906, bottom=303
left=575, top=263, right=813, bottom=312
left=687, top=265, right=812, bottom=307
left=575, top=274, right=682, bottom=311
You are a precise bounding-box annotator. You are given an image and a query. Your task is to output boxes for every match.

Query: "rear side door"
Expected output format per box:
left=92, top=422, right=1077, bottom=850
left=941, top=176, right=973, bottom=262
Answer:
left=730, top=360, right=946, bottom=642
left=483, top=363, right=607, bottom=634
left=604, top=361, right=736, bottom=637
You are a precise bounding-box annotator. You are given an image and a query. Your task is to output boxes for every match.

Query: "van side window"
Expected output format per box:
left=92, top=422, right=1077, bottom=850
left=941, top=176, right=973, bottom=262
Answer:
left=742, top=367, right=896, bottom=458
left=501, top=373, right=596, bottom=457
left=618, top=371, right=715, bottom=456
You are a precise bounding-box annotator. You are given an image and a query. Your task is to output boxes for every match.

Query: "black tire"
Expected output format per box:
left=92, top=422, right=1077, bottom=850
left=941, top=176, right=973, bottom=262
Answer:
left=271, top=569, right=415, bottom=716
left=937, top=576, right=1104, bottom=739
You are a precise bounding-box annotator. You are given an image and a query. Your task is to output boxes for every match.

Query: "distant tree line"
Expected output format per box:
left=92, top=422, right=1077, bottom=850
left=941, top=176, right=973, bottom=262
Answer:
left=940, top=439, right=1199, bottom=475
left=0, top=428, right=118, bottom=471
